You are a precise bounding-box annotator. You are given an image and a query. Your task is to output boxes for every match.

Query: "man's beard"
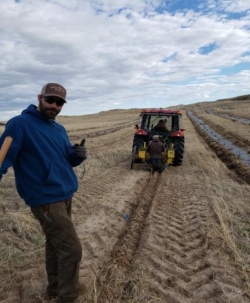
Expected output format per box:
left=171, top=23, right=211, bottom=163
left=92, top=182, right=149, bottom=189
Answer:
left=39, top=102, right=61, bottom=119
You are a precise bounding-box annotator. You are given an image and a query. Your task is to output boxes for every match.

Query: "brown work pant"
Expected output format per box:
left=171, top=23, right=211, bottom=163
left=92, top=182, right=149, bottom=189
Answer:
left=31, top=199, right=82, bottom=302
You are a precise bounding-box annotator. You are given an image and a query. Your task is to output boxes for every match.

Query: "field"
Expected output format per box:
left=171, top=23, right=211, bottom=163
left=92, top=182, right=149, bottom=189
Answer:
left=0, top=97, right=250, bottom=303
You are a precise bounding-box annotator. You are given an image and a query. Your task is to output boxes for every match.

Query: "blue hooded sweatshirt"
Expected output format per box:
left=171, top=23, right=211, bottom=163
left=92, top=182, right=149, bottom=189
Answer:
left=0, top=105, right=85, bottom=206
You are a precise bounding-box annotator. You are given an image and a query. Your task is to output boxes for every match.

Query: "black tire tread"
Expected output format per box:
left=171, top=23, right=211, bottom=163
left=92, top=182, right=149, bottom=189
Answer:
left=172, top=137, right=185, bottom=166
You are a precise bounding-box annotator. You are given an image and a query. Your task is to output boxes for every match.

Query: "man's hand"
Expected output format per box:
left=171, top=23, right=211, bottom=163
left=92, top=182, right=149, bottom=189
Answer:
left=73, top=138, right=87, bottom=159
left=74, top=145, right=87, bottom=159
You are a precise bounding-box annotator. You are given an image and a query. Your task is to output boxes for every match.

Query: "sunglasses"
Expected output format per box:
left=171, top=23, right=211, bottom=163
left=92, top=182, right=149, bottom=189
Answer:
left=42, top=96, right=65, bottom=107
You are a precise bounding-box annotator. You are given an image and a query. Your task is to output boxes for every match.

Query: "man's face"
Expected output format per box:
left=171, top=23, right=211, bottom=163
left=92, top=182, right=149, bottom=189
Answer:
left=37, top=95, right=65, bottom=119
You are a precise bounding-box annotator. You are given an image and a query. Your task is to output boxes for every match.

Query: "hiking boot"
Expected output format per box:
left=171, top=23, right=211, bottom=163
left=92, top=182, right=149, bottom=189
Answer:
left=43, top=292, right=57, bottom=301
left=78, top=282, right=88, bottom=295
left=55, top=282, right=87, bottom=303
left=44, top=285, right=58, bottom=301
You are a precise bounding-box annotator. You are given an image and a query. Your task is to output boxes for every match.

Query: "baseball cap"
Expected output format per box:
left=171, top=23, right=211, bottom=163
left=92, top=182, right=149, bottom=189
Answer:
left=41, top=83, right=67, bottom=102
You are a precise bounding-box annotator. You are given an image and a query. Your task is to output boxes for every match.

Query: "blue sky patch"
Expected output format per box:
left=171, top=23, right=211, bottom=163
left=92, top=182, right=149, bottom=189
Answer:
left=166, top=0, right=207, bottom=14
left=220, top=62, right=250, bottom=76
left=199, top=42, right=217, bottom=55
left=223, top=11, right=248, bottom=20
left=162, top=53, right=178, bottom=63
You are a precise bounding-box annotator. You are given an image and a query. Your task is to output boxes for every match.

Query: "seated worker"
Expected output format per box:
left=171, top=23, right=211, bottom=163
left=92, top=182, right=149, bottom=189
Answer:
left=146, top=135, right=166, bottom=173
left=154, top=119, right=168, bottom=132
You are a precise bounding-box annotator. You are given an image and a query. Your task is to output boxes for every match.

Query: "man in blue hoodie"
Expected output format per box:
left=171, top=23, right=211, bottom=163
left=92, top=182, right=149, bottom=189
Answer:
left=0, top=83, right=87, bottom=303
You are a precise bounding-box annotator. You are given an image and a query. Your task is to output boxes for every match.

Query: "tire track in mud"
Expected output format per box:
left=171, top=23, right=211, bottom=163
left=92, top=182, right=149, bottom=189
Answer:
left=121, top=169, right=248, bottom=303
left=95, top=173, right=161, bottom=303
left=87, top=168, right=245, bottom=303
left=129, top=173, right=213, bottom=303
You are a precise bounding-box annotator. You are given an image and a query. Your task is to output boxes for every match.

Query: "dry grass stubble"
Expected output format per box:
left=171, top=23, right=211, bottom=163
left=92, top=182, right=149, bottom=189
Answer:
left=184, top=111, right=250, bottom=297
left=1, top=107, right=250, bottom=302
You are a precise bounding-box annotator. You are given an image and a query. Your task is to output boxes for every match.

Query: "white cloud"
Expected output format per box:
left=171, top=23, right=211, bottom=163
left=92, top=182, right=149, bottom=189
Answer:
left=0, top=0, right=250, bottom=121
left=219, top=0, right=250, bottom=13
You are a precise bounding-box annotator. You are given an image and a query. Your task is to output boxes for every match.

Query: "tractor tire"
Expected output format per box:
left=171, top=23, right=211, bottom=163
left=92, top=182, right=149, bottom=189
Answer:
left=131, top=135, right=145, bottom=163
left=172, top=137, right=185, bottom=166
left=131, top=146, right=137, bottom=169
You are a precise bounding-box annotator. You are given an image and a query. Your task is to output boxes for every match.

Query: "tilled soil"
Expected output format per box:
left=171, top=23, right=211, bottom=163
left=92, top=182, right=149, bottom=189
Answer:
left=188, top=109, right=250, bottom=184
left=1, top=106, right=250, bottom=303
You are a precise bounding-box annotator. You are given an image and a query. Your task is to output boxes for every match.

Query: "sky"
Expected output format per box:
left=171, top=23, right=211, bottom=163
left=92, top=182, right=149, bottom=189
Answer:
left=0, top=0, right=250, bottom=121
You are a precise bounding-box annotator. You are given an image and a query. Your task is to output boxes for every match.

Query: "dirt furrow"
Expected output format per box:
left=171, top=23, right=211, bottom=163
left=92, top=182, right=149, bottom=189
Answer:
left=2, top=108, right=250, bottom=303
left=105, top=112, right=250, bottom=303
left=95, top=174, right=161, bottom=303
left=193, top=114, right=250, bottom=153
left=75, top=169, right=146, bottom=274
left=119, top=169, right=213, bottom=303
left=68, top=121, right=137, bottom=141
left=187, top=112, right=250, bottom=184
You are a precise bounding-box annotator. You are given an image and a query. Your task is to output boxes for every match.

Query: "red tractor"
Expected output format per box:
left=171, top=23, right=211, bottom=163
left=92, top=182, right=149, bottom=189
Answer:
left=131, top=108, right=185, bottom=170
